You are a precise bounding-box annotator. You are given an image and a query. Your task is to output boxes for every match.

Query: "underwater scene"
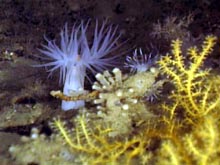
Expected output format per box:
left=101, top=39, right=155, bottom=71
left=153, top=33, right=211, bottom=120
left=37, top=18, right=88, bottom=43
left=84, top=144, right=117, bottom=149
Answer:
left=0, top=0, right=220, bottom=164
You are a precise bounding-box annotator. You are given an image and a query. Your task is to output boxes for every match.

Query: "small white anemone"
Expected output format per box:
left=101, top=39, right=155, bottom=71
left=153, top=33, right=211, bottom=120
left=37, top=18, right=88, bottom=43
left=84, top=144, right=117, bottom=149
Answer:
left=125, top=48, right=158, bottom=73
left=35, top=20, right=122, bottom=111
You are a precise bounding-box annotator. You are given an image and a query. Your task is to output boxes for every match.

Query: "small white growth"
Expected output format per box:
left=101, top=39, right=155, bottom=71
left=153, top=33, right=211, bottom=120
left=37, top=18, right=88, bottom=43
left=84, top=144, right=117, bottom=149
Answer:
left=116, top=90, right=123, bottom=97
left=94, top=98, right=104, bottom=104
left=9, top=146, right=17, bottom=153
left=102, top=85, right=108, bottom=90
left=31, top=133, right=38, bottom=139
left=96, top=73, right=110, bottom=87
left=97, top=110, right=103, bottom=116
left=60, top=149, right=74, bottom=161
left=30, top=127, right=39, bottom=139
left=103, top=70, right=114, bottom=84
left=99, top=93, right=109, bottom=99
left=128, top=88, right=134, bottom=93
left=127, top=98, right=138, bottom=104
left=92, top=82, right=101, bottom=90
left=122, top=104, right=129, bottom=110
left=150, top=67, right=156, bottom=73
left=113, top=68, right=122, bottom=83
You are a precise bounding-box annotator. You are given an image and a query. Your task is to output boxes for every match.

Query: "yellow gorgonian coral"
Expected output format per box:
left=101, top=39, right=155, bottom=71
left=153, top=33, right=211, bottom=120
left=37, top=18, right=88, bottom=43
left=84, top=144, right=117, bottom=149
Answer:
left=157, top=115, right=220, bottom=165
left=53, top=114, right=151, bottom=164
left=158, top=35, right=219, bottom=121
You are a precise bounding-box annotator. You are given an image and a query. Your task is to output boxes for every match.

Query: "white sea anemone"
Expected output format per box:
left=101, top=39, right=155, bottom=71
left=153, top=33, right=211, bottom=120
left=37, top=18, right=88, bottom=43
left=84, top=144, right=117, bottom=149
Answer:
left=36, top=20, right=122, bottom=111
left=124, top=48, right=158, bottom=73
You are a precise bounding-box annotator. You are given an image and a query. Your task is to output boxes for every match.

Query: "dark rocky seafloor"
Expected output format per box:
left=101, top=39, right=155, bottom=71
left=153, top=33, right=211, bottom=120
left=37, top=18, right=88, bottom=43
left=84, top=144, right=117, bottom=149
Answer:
left=0, top=0, right=220, bottom=164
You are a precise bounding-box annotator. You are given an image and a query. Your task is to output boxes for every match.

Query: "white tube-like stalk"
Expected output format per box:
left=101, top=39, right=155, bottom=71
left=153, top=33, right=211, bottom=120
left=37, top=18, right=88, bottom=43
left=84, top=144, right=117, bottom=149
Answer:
left=61, top=65, right=85, bottom=111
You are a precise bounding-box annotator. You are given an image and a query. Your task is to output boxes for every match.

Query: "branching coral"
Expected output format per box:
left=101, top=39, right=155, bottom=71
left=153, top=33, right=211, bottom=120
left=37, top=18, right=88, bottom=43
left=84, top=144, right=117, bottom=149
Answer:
left=53, top=114, right=151, bottom=164
left=153, top=35, right=220, bottom=165
left=184, top=116, right=220, bottom=165
left=151, top=14, right=193, bottom=41
left=157, top=115, right=220, bottom=165
left=158, top=35, right=219, bottom=121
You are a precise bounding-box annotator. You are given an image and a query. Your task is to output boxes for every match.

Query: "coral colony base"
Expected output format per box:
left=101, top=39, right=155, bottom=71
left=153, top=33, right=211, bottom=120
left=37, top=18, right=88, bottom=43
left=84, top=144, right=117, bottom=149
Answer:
left=36, top=20, right=122, bottom=111
left=10, top=35, right=220, bottom=165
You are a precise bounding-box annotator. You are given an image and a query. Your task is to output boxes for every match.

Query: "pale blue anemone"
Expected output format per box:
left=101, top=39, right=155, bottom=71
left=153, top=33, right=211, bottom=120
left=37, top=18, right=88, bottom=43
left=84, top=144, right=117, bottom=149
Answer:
left=36, top=20, right=122, bottom=111
left=125, top=48, right=158, bottom=73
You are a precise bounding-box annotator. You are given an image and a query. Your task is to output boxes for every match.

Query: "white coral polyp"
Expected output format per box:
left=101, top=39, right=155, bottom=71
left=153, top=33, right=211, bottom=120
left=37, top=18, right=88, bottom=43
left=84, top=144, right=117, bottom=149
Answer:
left=36, top=20, right=122, bottom=111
